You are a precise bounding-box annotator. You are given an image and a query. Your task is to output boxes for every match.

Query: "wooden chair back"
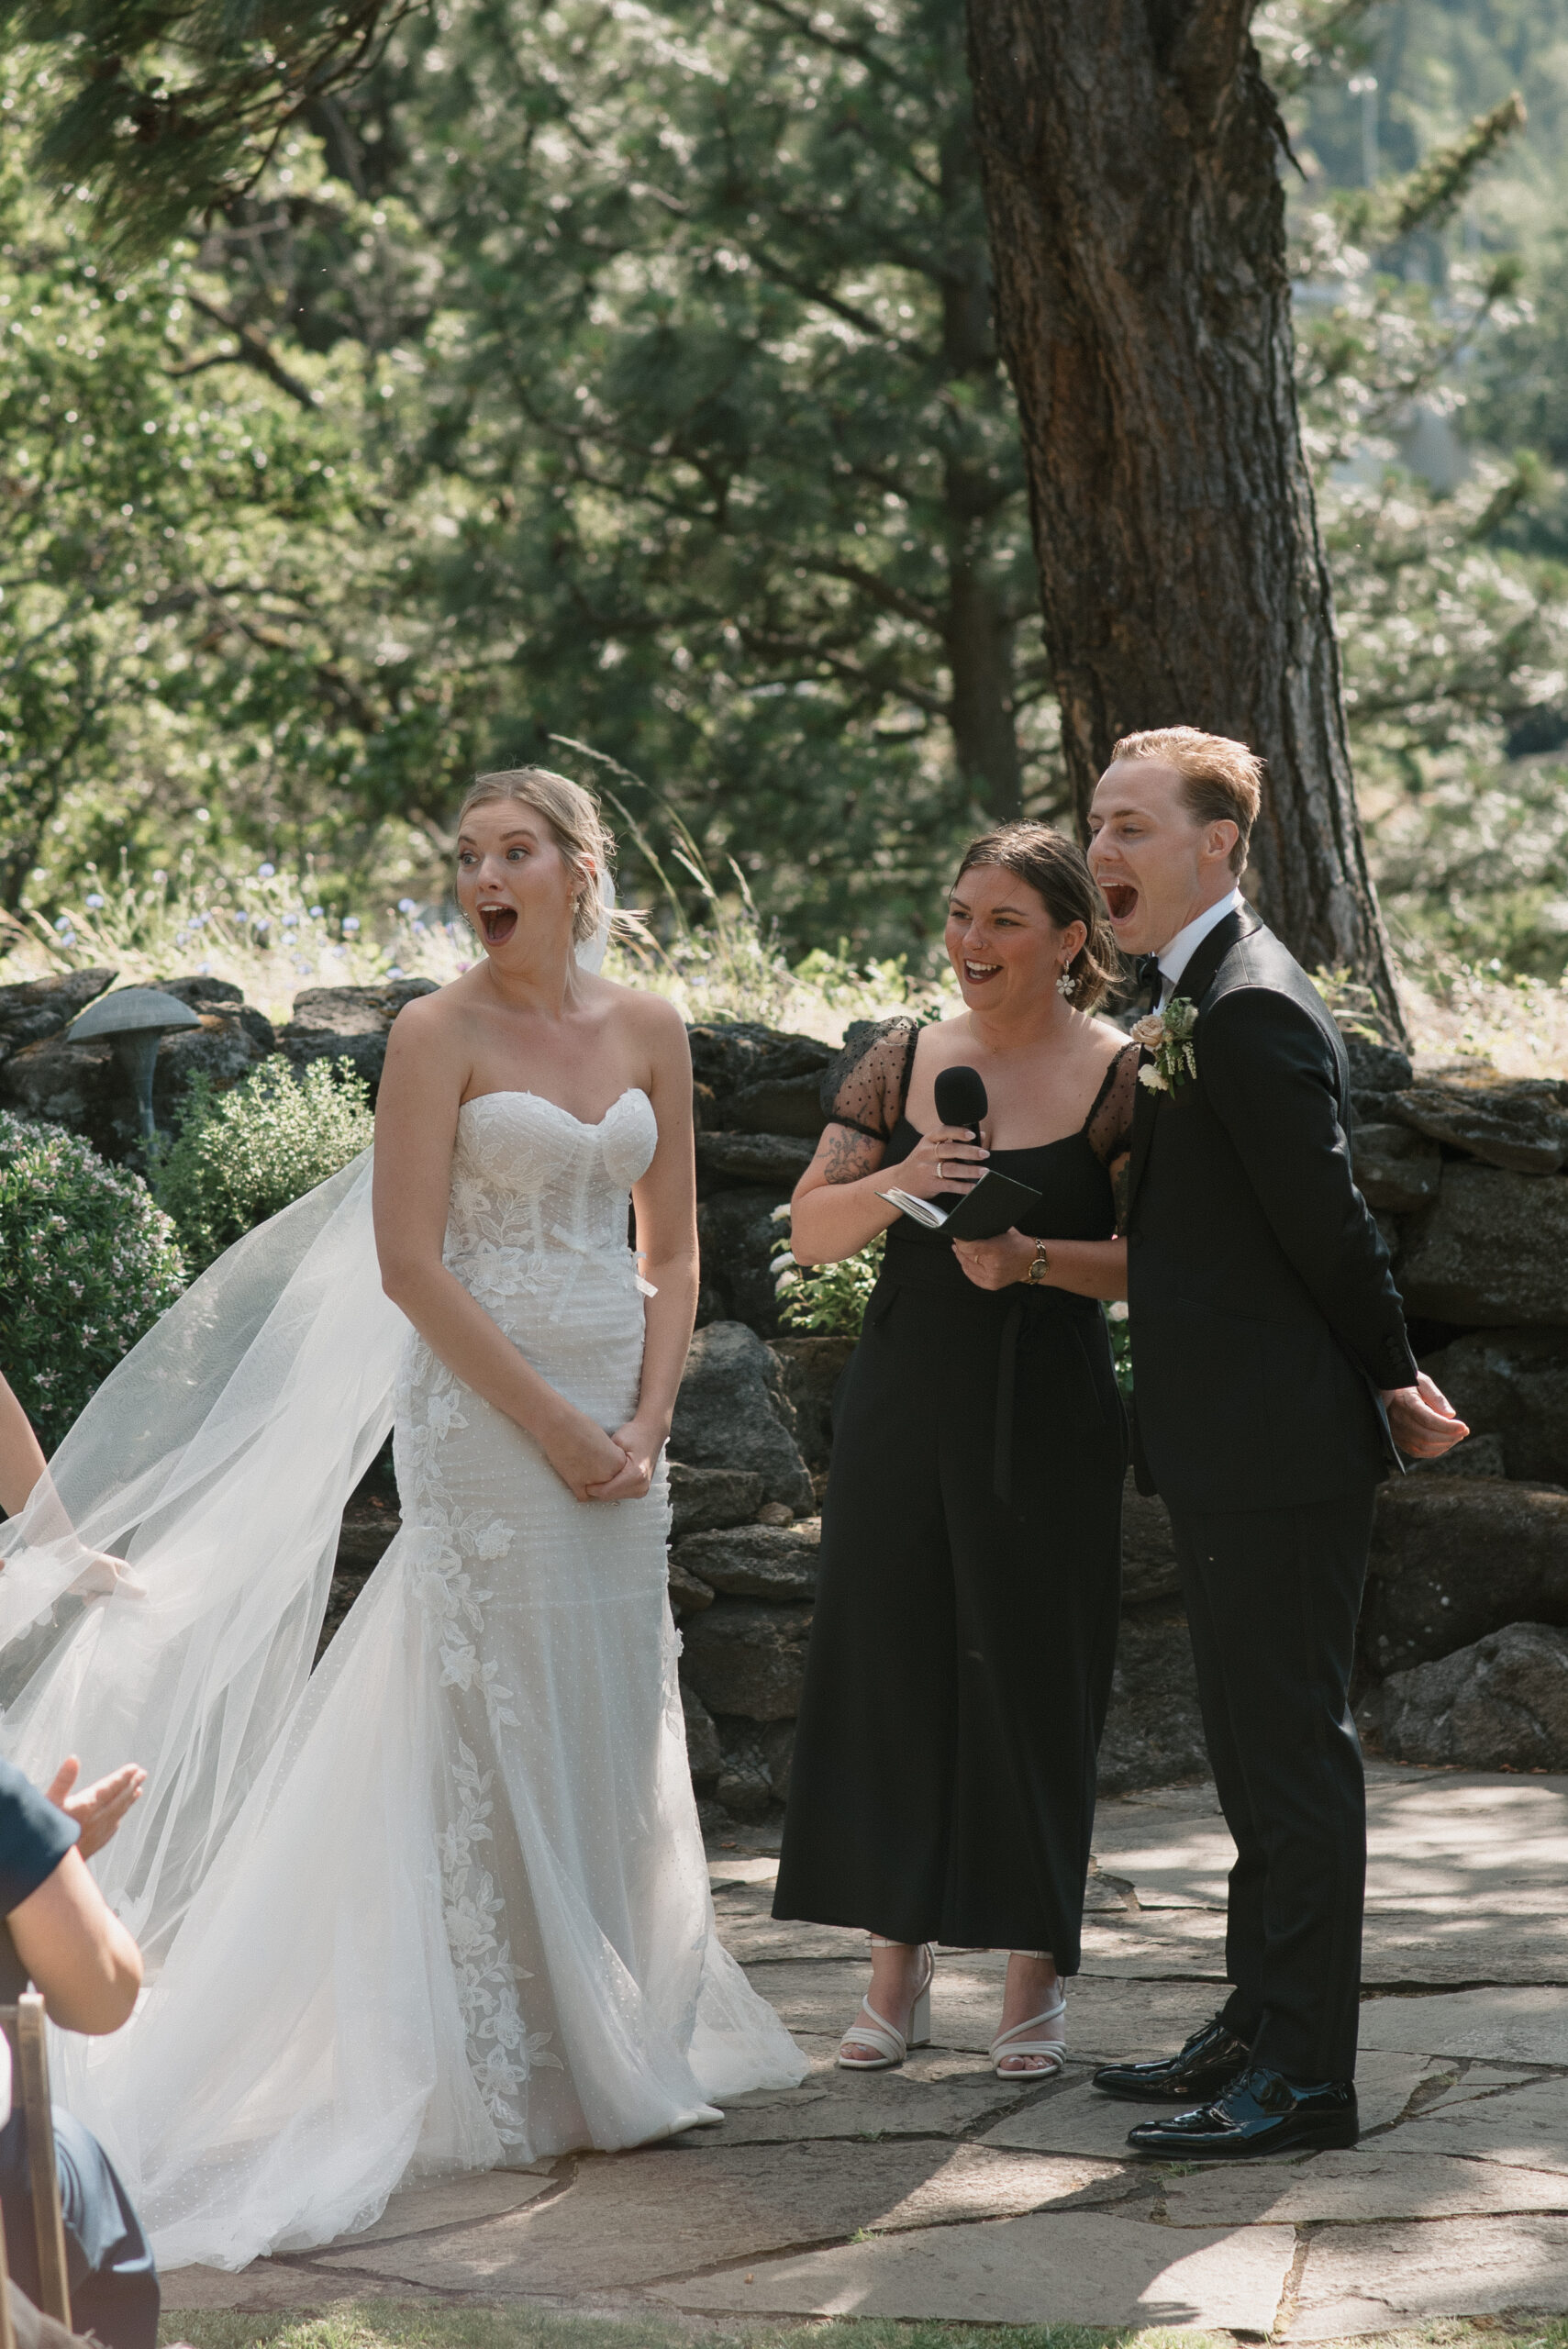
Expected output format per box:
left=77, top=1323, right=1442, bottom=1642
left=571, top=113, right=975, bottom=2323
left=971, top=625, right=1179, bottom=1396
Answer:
left=0, top=1999, right=69, bottom=2332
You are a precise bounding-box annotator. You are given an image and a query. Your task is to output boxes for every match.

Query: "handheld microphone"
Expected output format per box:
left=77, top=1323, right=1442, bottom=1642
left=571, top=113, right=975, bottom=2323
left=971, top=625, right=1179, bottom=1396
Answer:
left=933, top=1064, right=988, bottom=1137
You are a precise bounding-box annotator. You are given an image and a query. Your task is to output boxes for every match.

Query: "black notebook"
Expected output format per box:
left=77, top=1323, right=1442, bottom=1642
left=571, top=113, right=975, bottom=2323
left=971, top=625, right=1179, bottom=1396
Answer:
left=876, top=1167, right=1042, bottom=1241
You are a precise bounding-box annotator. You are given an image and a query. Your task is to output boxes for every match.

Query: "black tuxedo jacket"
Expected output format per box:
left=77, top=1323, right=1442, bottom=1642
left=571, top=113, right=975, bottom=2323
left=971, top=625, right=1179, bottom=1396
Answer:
left=1126, top=905, right=1419, bottom=1514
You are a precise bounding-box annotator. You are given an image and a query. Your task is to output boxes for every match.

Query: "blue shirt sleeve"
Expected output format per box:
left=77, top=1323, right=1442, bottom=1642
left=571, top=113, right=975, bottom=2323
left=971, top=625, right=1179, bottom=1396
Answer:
left=0, top=1758, right=79, bottom=1916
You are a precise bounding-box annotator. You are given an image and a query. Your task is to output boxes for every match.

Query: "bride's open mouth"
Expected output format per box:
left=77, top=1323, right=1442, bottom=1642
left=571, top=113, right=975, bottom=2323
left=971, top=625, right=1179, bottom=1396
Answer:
left=962, top=959, right=1002, bottom=985
left=1100, top=882, right=1139, bottom=923
left=479, top=903, right=518, bottom=945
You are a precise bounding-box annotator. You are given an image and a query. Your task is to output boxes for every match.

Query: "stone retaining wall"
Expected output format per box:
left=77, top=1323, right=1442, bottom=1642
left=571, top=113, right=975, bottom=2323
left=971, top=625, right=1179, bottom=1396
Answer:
left=6, top=969, right=1568, bottom=1787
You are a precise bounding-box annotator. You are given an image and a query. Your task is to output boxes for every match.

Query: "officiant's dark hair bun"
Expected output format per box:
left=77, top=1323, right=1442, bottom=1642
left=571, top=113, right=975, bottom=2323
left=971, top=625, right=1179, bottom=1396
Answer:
left=952, top=824, right=1118, bottom=1011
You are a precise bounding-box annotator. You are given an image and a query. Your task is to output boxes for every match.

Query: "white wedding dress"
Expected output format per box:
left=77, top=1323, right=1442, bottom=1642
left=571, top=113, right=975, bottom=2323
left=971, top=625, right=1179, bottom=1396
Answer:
left=0, top=1085, right=804, bottom=2271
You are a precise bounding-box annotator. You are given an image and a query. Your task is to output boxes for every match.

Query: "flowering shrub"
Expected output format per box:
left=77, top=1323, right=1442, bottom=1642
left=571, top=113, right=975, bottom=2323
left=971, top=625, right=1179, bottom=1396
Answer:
left=770, top=1207, right=884, bottom=1335
left=154, top=1058, right=375, bottom=1272
left=0, top=1113, right=187, bottom=1455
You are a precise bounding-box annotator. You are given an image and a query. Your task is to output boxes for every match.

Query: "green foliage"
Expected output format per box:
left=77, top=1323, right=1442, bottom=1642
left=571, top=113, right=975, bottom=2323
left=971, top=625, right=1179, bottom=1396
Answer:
left=154, top=1057, right=374, bottom=1271
left=154, top=0, right=1048, bottom=952
left=10, top=0, right=1568, bottom=994
left=0, top=1109, right=185, bottom=1453
left=772, top=1212, right=884, bottom=1336
left=0, top=61, right=462, bottom=923
left=1, top=1, right=407, bottom=262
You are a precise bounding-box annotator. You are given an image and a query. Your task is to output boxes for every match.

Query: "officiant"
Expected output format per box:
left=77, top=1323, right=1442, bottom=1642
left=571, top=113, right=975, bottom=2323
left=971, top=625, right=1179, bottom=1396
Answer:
left=773, top=825, right=1136, bottom=2084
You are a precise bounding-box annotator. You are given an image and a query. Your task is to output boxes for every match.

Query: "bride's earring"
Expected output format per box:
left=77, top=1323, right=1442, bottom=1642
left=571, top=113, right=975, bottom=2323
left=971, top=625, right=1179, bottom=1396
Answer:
left=1057, top=964, right=1077, bottom=998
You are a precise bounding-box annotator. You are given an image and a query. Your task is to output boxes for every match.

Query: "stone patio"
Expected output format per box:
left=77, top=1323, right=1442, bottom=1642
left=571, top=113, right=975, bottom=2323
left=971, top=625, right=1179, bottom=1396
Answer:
left=162, top=1762, right=1568, bottom=2337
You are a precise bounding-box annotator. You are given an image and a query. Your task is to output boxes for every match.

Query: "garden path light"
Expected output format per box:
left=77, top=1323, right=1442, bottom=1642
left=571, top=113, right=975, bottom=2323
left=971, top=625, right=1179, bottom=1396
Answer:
left=68, top=987, right=201, bottom=1141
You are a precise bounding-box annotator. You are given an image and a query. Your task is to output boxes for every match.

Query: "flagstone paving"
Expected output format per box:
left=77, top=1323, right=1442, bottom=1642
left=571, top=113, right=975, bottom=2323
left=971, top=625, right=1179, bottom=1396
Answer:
left=162, top=1760, right=1568, bottom=2337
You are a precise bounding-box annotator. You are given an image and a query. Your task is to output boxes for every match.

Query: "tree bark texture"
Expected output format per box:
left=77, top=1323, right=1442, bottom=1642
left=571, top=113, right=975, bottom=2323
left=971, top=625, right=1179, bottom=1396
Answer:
left=963, top=0, right=1403, bottom=1027
left=938, top=109, right=1025, bottom=820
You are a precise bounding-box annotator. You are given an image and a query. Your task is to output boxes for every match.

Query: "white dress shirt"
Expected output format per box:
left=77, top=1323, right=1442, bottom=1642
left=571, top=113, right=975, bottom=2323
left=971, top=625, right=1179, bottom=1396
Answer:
left=1156, top=885, right=1243, bottom=1009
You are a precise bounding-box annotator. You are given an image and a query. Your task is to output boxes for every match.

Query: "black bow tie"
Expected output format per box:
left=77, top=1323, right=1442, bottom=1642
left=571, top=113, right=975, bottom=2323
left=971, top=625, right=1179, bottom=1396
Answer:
left=1132, top=955, right=1162, bottom=1013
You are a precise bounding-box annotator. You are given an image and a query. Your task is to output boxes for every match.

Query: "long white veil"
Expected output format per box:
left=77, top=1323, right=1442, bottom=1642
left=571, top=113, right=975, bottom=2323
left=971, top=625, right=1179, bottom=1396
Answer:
left=0, top=1153, right=398, bottom=1965
left=0, top=886, right=626, bottom=2263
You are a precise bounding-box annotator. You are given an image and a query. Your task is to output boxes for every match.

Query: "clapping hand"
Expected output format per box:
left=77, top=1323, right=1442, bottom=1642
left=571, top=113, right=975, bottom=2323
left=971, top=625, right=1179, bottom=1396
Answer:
left=45, top=1757, right=146, bottom=1860
left=1380, top=1370, right=1470, bottom=1460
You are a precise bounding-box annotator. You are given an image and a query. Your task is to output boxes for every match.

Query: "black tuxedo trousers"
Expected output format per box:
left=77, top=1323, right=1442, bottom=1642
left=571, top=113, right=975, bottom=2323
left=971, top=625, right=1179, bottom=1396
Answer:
left=1168, top=1484, right=1376, bottom=2083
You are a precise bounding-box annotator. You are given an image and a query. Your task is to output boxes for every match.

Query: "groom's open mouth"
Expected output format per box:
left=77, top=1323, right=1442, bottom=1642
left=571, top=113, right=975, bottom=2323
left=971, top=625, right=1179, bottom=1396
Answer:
left=1100, top=882, right=1139, bottom=923
left=479, top=903, right=518, bottom=945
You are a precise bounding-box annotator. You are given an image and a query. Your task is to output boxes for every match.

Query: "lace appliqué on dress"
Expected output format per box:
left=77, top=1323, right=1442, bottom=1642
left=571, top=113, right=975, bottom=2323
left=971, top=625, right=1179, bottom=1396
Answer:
left=397, top=1338, right=559, bottom=2143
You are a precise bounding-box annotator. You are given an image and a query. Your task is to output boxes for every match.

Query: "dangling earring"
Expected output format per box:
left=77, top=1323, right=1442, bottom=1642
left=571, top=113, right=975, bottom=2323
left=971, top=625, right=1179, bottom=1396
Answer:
left=1057, top=965, right=1077, bottom=999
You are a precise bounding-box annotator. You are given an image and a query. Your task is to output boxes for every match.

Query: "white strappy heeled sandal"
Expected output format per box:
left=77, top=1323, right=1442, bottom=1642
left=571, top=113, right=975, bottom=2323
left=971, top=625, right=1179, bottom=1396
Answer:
left=837, top=1936, right=935, bottom=2071
left=990, top=1954, right=1067, bottom=2079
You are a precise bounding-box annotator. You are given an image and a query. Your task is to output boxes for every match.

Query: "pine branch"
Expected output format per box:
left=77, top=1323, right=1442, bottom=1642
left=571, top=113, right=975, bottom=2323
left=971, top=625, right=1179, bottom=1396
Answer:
left=0, top=0, right=416, bottom=260
left=1338, top=94, right=1527, bottom=250
left=168, top=294, right=321, bottom=409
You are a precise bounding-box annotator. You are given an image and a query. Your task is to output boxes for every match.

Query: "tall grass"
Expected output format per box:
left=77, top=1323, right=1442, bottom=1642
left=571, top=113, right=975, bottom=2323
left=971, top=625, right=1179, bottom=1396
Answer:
left=0, top=768, right=955, bottom=1041
left=0, top=850, right=473, bottom=1024
left=5, top=804, right=1565, bottom=1072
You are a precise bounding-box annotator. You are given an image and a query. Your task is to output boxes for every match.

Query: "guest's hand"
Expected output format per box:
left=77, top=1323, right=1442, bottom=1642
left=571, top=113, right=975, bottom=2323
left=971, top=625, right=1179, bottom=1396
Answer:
left=952, top=1229, right=1036, bottom=1291
left=45, top=1757, right=146, bottom=1860
left=900, top=1125, right=988, bottom=1198
left=585, top=1416, right=662, bottom=1503
left=1380, top=1371, right=1470, bottom=1460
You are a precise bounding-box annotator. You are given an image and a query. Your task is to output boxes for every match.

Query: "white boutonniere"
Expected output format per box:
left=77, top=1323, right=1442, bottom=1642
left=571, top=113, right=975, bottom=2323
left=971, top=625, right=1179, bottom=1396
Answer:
left=1132, top=997, right=1198, bottom=1095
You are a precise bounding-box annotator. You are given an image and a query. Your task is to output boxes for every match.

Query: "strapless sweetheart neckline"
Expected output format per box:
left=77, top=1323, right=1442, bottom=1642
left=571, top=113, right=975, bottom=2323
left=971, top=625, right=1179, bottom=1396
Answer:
left=459, top=1085, right=650, bottom=1129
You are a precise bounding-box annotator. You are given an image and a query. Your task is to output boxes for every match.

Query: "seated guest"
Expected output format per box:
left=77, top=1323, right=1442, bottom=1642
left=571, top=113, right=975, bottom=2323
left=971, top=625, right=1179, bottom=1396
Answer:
left=0, top=1753, right=153, bottom=2349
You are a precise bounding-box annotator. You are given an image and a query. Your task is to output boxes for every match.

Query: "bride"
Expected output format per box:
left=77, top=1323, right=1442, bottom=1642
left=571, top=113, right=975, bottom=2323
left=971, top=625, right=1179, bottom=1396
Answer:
left=0, top=768, right=804, bottom=2271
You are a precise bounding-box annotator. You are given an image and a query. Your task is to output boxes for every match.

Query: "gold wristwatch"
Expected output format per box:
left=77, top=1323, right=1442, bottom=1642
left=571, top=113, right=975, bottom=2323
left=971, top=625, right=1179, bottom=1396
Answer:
left=1023, top=1239, right=1051, bottom=1286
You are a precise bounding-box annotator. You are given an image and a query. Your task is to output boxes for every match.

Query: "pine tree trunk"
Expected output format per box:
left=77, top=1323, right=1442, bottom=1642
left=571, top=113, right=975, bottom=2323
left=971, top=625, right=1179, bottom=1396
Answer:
left=963, top=0, right=1403, bottom=1030
left=937, top=105, right=1024, bottom=822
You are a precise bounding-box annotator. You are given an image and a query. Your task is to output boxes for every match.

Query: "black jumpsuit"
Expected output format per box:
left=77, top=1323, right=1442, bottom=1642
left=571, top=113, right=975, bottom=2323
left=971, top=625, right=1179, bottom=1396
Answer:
left=773, top=1017, right=1136, bottom=1970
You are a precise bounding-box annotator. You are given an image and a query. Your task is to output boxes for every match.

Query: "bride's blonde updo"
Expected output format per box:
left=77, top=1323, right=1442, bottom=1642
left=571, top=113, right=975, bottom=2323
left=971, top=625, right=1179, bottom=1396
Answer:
left=457, top=766, right=615, bottom=947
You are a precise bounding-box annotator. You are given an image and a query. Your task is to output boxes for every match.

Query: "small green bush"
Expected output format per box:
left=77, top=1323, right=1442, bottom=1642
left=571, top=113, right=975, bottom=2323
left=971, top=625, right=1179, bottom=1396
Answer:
left=771, top=1208, right=884, bottom=1335
left=0, top=1112, right=187, bottom=1455
left=154, top=1058, right=375, bottom=1273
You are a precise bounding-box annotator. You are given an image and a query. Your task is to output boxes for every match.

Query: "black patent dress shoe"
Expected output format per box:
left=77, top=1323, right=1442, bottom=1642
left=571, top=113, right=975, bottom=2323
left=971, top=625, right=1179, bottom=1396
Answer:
left=1092, top=2018, right=1251, bottom=2104
left=1126, top=2065, right=1359, bottom=2159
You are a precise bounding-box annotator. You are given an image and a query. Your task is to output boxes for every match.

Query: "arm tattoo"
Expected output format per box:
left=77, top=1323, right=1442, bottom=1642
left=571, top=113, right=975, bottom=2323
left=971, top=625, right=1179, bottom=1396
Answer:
left=821, top=1124, right=880, bottom=1186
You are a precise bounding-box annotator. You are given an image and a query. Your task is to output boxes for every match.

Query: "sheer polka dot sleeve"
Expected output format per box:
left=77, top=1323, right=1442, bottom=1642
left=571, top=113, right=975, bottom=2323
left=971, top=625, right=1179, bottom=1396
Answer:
left=817, top=1015, right=921, bottom=1142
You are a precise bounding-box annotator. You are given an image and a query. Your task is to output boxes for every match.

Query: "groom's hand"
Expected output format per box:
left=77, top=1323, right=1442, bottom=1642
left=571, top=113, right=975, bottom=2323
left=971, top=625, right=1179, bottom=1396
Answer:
left=1380, top=1371, right=1470, bottom=1460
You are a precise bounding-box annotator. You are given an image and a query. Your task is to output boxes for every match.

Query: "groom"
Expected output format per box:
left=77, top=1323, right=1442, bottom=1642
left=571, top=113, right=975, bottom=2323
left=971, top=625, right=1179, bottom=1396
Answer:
left=1085, top=727, right=1467, bottom=2158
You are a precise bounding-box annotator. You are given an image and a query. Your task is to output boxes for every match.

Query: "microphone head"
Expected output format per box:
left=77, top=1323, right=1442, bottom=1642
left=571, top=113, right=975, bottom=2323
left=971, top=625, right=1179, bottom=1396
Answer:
left=933, top=1063, right=989, bottom=1134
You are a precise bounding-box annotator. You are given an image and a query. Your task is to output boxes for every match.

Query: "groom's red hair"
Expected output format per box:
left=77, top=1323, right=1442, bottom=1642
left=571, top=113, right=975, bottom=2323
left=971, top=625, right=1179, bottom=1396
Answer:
left=1110, top=728, right=1264, bottom=875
